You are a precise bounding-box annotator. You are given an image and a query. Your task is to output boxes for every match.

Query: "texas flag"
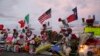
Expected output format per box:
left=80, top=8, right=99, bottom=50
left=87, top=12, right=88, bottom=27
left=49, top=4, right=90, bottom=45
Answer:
left=67, top=7, right=78, bottom=23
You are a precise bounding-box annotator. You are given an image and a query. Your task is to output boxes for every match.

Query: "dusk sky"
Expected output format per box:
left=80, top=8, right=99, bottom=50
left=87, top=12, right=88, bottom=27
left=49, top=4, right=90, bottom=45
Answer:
left=0, top=0, right=100, bottom=34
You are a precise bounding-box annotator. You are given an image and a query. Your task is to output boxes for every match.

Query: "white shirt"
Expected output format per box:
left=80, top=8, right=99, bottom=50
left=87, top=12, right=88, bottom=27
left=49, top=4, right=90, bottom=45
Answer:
left=12, top=37, right=19, bottom=44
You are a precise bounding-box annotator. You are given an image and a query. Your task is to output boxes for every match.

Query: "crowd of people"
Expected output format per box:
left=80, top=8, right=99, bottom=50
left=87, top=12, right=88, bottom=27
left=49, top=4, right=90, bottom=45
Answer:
left=0, top=24, right=99, bottom=56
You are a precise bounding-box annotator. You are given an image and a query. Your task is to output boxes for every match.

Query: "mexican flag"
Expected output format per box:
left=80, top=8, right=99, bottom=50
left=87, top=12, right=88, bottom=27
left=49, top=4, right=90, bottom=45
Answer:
left=18, top=20, right=25, bottom=28
left=18, top=14, right=29, bottom=28
left=25, top=14, right=29, bottom=24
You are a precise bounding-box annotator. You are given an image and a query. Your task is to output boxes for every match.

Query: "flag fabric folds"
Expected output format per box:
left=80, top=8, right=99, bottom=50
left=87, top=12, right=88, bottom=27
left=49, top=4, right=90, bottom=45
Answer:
left=38, top=8, right=51, bottom=24
left=18, top=20, right=25, bottom=28
left=67, top=7, right=78, bottom=23
left=25, top=14, right=29, bottom=24
left=67, top=14, right=76, bottom=23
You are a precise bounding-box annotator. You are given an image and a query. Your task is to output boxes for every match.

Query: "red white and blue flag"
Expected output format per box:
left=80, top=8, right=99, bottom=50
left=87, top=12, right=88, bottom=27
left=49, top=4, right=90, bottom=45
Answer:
left=38, top=8, right=51, bottom=24
left=67, top=7, right=78, bottom=23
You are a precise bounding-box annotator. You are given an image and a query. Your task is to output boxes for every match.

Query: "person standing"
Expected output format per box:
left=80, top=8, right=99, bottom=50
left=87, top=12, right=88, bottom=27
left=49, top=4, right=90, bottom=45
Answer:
left=26, top=29, right=34, bottom=54
left=12, top=29, right=19, bottom=52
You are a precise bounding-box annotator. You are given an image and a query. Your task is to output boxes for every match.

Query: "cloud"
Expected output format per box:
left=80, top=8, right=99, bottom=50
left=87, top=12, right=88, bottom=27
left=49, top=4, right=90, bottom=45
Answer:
left=73, top=0, right=100, bottom=19
left=0, top=0, right=100, bottom=32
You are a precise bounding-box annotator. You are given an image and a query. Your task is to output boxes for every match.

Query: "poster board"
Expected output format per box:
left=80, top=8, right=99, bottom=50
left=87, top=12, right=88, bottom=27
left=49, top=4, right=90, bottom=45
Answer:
left=84, top=27, right=100, bottom=36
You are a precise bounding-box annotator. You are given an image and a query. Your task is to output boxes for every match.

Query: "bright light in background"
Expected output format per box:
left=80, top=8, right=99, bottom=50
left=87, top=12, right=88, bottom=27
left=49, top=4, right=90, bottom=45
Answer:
left=0, top=0, right=100, bottom=34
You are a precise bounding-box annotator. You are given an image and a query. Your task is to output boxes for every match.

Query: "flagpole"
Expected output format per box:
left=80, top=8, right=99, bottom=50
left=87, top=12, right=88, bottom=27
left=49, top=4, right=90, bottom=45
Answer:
left=28, top=14, right=30, bottom=28
left=50, top=9, right=52, bottom=30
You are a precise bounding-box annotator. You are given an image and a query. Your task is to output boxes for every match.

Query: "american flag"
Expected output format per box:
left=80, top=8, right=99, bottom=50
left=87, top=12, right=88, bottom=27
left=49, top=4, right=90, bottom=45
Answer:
left=38, top=8, right=51, bottom=24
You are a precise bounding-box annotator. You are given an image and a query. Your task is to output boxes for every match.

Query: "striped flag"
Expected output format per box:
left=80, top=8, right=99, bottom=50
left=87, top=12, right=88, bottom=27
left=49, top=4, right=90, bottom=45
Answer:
left=67, top=7, right=78, bottom=23
left=38, top=8, right=51, bottom=24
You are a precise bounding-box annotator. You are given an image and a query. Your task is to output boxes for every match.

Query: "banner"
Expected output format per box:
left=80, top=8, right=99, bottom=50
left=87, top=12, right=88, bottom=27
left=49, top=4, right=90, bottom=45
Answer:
left=84, top=27, right=100, bottom=36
